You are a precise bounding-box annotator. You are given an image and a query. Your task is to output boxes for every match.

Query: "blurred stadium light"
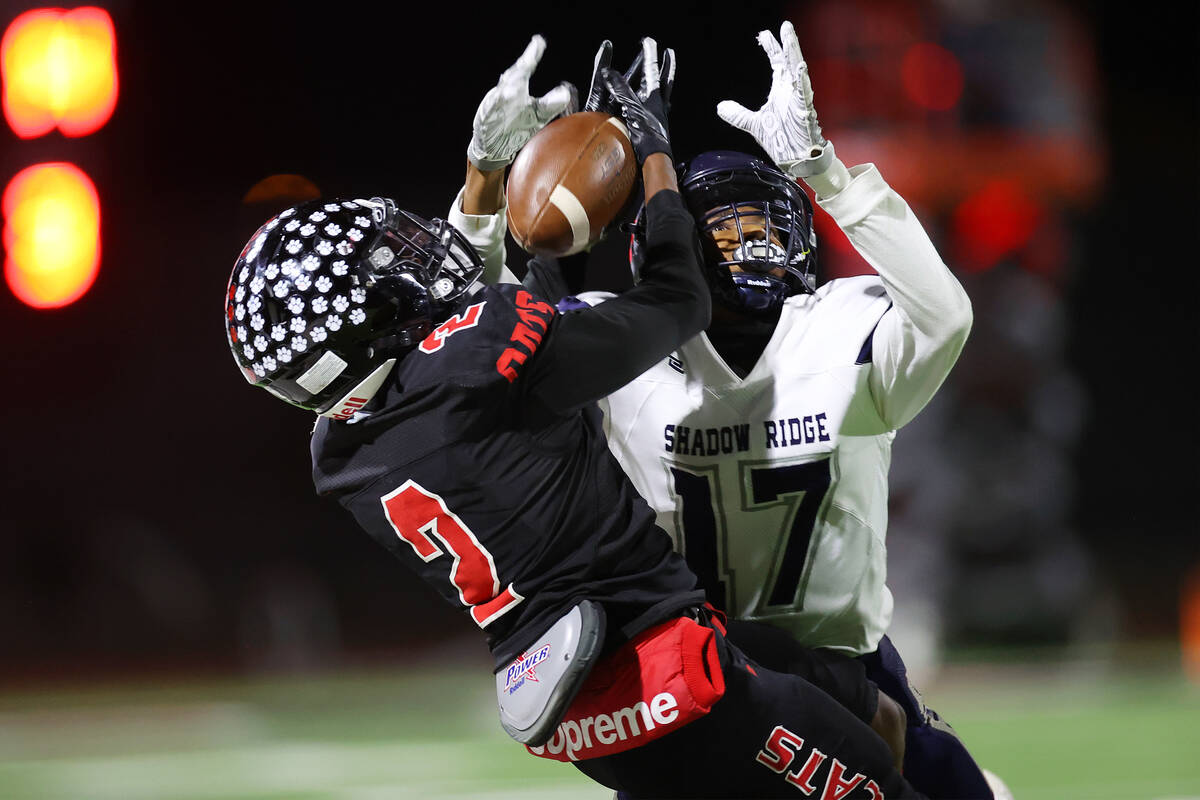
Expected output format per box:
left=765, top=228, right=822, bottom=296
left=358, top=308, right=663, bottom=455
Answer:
left=1, top=6, right=118, bottom=138
left=2, top=161, right=100, bottom=308
left=1, top=5, right=116, bottom=309
left=900, top=42, right=964, bottom=111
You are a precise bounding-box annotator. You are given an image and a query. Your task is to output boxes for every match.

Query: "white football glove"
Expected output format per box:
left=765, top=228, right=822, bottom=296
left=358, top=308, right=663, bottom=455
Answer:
left=716, top=21, right=834, bottom=179
left=467, top=35, right=577, bottom=171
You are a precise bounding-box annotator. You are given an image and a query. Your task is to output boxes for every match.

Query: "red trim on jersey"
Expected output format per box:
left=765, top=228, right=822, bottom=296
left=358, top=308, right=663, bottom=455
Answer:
left=419, top=301, right=486, bottom=354
left=496, top=290, right=556, bottom=382
left=703, top=602, right=728, bottom=635
left=470, top=584, right=524, bottom=627
left=526, top=614, right=725, bottom=762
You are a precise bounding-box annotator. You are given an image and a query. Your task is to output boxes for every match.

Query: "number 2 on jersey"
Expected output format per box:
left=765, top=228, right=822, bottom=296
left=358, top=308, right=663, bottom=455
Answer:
left=380, top=479, right=523, bottom=628
left=669, top=458, right=831, bottom=613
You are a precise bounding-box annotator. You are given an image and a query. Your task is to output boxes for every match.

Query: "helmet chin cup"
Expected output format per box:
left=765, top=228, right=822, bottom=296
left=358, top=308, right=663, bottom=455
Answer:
left=730, top=272, right=791, bottom=313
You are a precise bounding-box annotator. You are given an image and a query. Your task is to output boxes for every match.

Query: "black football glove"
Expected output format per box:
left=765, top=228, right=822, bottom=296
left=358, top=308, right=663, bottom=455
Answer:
left=603, top=64, right=672, bottom=163
left=584, top=40, right=617, bottom=114
left=585, top=38, right=675, bottom=123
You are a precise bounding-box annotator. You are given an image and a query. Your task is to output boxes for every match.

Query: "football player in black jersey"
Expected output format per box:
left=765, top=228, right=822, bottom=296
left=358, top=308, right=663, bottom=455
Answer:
left=224, top=35, right=923, bottom=798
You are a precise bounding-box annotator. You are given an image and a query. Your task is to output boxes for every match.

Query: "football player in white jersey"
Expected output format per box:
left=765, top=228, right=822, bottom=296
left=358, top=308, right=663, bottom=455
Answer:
left=454, top=24, right=1011, bottom=800
left=594, top=23, right=1009, bottom=800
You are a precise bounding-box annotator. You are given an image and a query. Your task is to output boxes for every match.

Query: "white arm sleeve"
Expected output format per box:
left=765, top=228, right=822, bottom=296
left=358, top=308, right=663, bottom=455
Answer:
left=811, top=161, right=973, bottom=429
left=447, top=187, right=519, bottom=286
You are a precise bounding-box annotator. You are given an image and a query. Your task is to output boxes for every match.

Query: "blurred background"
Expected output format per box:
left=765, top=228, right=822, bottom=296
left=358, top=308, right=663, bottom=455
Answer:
left=0, top=0, right=1196, bottom=798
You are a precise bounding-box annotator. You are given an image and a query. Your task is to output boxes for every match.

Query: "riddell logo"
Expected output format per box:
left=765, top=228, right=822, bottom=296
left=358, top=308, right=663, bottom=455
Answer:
left=527, top=691, right=679, bottom=762
left=330, top=396, right=369, bottom=420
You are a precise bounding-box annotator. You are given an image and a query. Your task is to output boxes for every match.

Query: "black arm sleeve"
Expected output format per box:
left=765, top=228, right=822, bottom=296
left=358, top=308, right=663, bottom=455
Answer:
left=522, top=252, right=587, bottom=303
left=522, top=189, right=709, bottom=416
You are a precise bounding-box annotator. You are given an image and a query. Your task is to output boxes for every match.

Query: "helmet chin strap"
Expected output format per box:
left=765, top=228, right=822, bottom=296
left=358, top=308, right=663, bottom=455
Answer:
left=320, top=358, right=397, bottom=421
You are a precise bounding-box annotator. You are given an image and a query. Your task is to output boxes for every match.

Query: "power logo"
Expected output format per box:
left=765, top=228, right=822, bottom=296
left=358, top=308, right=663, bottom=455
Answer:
left=756, top=725, right=885, bottom=799
left=504, top=644, right=550, bottom=695
left=496, top=290, right=556, bottom=382
left=419, top=301, right=486, bottom=354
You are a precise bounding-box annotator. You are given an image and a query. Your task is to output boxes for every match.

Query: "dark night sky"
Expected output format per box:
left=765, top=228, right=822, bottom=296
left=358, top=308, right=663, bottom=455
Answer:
left=0, top=0, right=1195, bottom=677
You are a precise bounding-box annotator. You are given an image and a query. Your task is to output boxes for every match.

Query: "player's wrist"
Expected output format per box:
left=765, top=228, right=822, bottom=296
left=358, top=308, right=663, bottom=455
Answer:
left=778, top=140, right=836, bottom=180
left=467, top=138, right=514, bottom=173
left=794, top=146, right=851, bottom=199
left=461, top=160, right=507, bottom=216
left=642, top=152, right=678, bottom=201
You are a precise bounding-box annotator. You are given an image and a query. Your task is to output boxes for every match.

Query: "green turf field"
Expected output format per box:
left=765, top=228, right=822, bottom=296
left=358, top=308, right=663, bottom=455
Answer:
left=0, top=644, right=1196, bottom=799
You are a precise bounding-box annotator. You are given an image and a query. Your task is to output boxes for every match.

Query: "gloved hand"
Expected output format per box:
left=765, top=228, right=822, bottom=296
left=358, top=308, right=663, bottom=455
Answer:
left=601, top=38, right=675, bottom=163
left=583, top=39, right=617, bottom=114
left=716, top=21, right=834, bottom=178
left=584, top=37, right=675, bottom=123
left=467, top=35, right=577, bottom=172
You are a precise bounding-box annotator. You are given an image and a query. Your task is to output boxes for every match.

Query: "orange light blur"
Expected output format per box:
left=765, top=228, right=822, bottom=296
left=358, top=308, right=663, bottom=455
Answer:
left=900, top=42, right=964, bottom=112
left=1184, top=565, right=1200, bottom=683
left=3, top=162, right=101, bottom=308
left=2, top=7, right=119, bottom=138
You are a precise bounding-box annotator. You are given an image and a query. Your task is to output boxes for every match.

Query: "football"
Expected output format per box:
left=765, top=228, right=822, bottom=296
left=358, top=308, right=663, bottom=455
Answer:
left=506, top=111, right=638, bottom=258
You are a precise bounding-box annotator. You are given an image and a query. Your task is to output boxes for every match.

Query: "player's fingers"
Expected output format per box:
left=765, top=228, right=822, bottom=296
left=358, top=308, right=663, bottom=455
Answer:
left=592, top=39, right=612, bottom=77
left=660, top=48, right=676, bottom=104
left=716, top=99, right=756, bottom=131
left=585, top=39, right=613, bottom=111
left=622, top=48, right=645, bottom=87
left=640, top=37, right=660, bottom=95
left=534, top=82, right=577, bottom=123
left=505, top=34, right=546, bottom=81
left=756, top=28, right=786, bottom=74
left=603, top=67, right=637, bottom=107
left=780, top=20, right=806, bottom=75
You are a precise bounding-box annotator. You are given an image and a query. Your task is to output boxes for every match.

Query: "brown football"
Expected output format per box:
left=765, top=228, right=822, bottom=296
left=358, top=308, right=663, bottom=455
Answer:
left=506, top=111, right=637, bottom=258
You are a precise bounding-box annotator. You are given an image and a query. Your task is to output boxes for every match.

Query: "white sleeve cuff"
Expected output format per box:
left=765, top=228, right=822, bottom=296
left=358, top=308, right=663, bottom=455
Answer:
left=447, top=187, right=508, bottom=237
left=446, top=187, right=517, bottom=285
left=801, top=156, right=854, bottom=201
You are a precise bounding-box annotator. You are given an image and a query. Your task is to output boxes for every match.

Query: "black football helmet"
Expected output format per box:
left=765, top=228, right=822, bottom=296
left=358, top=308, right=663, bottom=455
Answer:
left=224, top=197, right=484, bottom=416
left=679, top=150, right=818, bottom=314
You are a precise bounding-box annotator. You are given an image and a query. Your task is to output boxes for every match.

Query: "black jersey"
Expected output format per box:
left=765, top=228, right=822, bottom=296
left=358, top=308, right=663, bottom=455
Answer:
left=312, top=191, right=709, bottom=668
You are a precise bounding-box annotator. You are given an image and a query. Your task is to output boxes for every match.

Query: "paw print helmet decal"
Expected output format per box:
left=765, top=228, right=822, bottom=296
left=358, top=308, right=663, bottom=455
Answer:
left=225, top=197, right=485, bottom=416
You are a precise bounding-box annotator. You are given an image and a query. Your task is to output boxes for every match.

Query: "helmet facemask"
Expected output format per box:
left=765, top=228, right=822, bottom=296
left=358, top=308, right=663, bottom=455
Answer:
left=697, top=200, right=814, bottom=314
left=357, top=199, right=484, bottom=353
left=680, top=151, right=818, bottom=316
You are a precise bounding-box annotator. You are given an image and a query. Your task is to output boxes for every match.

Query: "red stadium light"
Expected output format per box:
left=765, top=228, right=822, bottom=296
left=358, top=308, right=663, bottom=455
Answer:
left=3, top=162, right=101, bottom=308
left=951, top=178, right=1041, bottom=273
left=900, top=42, right=964, bottom=112
left=1, top=6, right=118, bottom=138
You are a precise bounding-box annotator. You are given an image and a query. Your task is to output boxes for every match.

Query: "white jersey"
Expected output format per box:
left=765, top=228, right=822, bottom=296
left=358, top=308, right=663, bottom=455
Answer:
left=452, top=162, right=972, bottom=656
left=598, top=278, right=895, bottom=654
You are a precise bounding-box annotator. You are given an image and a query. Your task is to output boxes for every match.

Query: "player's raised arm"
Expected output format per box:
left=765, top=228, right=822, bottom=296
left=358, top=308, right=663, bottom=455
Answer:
left=451, top=35, right=577, bottom=285
left=523, top=39, right=709, bottom=416
left=718, top=21, right=972, bottom=428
